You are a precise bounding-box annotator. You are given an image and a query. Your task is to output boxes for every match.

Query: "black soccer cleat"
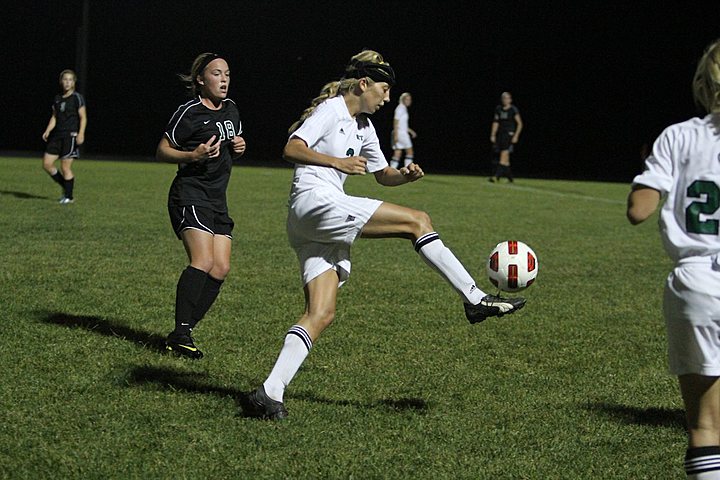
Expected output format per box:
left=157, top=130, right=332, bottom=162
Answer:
left=248, top=385, right=288, bottom=421
left=464, top=294, right=526, bottom=324
left=165, top=331, right=204, bottom=359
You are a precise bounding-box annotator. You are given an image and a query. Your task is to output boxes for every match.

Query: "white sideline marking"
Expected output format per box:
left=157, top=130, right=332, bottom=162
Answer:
left=489, top=183, right=626, bottom=205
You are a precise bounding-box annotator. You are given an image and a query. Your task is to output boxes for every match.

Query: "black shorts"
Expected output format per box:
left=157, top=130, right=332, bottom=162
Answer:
left=169, top=205, right=234, bottom=240
left=46, top=135, right=80, bottom=159
left=495, top=131, right=515, bottom=152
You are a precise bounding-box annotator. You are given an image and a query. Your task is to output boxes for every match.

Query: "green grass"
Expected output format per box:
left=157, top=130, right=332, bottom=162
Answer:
left=0, top=156, right=681, bottom=479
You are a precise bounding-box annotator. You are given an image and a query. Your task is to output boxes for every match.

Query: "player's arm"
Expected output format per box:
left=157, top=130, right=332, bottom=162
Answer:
left=626, top=185, right=661, bottom=225
left=392, top=119, right=399, bottom=144
left=408, top=127, right=417, bottom=138
left=77, top=106, right=87, bottom=145
left=156, top=135, right=221, bottom=163
left=374, top=163, right=424, bottom=186
left=283, top=137, right=366, bottom=175
left=42, top=112, right=56, bottom=142
left=490, top=119, right=498, bottom=143
left=512, top=113, right=523, bottom=143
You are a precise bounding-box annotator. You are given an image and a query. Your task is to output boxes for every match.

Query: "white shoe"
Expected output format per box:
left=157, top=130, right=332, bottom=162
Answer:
left=59, top=197, right=75, bottom=204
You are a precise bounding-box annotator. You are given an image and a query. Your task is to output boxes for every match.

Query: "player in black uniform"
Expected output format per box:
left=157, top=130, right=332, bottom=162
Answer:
left=156, top=53, right=246, bottom=359
left=42, top=70, right=87, bottom=203
left=489, top=92, right=523, bottom=183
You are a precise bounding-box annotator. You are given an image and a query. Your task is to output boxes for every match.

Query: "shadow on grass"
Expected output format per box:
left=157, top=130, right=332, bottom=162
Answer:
left=126, top=365, right=428, bottom=418
left=125, top=365, right=265, bottom=418
left=0, top=190, right=51, bottom=200
left=585, top=402, right=686, bottom=430
left=293, top=391, right=429, bottom=414
left=39, top=311, right=167, bottom=353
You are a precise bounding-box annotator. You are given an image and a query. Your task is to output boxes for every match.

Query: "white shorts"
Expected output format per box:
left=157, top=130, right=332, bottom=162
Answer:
left=287, top=188, right=383, bottom=286
left=664, top=257, right=720, bottom=376
left=392, top=131, right=413, bottom=150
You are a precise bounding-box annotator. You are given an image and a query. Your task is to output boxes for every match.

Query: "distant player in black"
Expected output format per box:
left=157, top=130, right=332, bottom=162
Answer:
left=42, top=70, right=87, bottom=203
left=156, top=53, right=246, bottom=359
left=489, top=92, right=523, bottom=183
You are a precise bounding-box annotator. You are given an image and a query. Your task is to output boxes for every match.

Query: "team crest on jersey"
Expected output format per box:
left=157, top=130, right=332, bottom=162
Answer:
left=60, top=102, right=66, bottom=112
left=339, top=128, right=345, bottom=135
left=356, top=134, right=363, bottom=140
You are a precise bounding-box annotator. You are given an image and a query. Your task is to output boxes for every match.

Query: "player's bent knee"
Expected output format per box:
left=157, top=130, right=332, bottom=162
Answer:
left=410, top=210, right=433, bottom=236
left=213, top=262, right=231, bottom=279
left=191, top=259, right=214, bottom=273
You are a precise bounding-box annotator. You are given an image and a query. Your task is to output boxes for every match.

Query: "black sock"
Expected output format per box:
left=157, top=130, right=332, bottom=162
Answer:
left=50, top=171, right=65, bottom=186
left=506, top=166, right=514, bottom=182
left=190, top=275, right=224, bottom=329
left=174, top=266, right=208, bottom=335
left=494, top=165, right=505, bottom=179
left=64, top=178, right=75, bottom=199
left=685, top=446, right=720, bottom=478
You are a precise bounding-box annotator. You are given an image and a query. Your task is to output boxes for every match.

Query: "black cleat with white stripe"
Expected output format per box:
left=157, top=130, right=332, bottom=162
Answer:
left=464, top=294, right=526, bottom=324
left=248, top=385, right=288, bottom=421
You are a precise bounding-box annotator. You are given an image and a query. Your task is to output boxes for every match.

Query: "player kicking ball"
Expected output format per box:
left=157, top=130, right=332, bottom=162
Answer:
left=246, top=50, right=525, bottom=420
left=628, top=39, right=720, bottom=480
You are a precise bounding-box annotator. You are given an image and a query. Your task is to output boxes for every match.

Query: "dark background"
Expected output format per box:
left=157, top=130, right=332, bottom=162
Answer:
left=3, top=1, right=719, bottom=181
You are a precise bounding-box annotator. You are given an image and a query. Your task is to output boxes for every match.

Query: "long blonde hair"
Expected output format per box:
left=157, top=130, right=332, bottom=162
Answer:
left=693, top=40, right=720, bottom=114
left=289, top=50, right=391, bottom=134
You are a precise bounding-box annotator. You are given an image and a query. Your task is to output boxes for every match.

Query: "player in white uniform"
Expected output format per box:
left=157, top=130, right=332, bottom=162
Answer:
left=627, top=40, right=720, bottom=480
left=390, top=92, right=417, bottom=169
left=246, top=50, right=526, bottom=420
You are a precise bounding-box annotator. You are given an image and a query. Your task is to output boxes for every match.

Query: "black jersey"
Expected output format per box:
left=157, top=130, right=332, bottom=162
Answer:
left=165, top=97, right=242, bottom=212
left=51, top=92, right=85, bottom=138
left=493, top=105, right=520, bottom=134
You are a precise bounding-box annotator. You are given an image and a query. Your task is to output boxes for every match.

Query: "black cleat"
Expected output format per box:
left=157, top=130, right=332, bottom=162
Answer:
left=165, top=331, right=204, bottom=359
left=464, top=294, right=526, bottom=324
left=248, top=385, right=288, bottom=421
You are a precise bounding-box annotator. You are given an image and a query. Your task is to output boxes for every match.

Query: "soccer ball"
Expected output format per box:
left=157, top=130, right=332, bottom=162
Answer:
left=487, top=241, right=538, bottom=292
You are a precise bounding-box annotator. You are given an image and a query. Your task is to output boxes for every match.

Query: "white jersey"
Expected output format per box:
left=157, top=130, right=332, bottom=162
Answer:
left=394, top=103, right=409, bottom=134
left=633, top=115, right=720, bottom=262
left=290, top=96, right=388, bottom=196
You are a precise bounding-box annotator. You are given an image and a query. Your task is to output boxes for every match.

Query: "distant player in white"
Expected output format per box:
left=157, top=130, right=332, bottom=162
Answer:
left=628, top=39, right=720, bottom=480
left=390, top=92, right=417, bottom=169
left=246, top=50, right=526, bottom=421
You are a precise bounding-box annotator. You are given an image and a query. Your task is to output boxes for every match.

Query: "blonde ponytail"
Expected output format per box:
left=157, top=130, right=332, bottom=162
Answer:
left=693, top=40, right=720, bottom=114
left=288, top=49, right=391, bottom=134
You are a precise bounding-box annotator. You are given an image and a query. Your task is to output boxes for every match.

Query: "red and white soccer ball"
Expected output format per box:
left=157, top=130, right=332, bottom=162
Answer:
left=487, top=241, right=538, bottom=292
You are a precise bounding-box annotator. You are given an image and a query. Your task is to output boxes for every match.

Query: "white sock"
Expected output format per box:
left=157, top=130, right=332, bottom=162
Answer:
left=390, top=158, right=400, bottom=169
left=404, top=156, right=414, bottom=167
left=415, top=232, right=485, bottom=305
left=686, top=447, right=720, bottom=479
left=263, top=325, right=312, bottom=402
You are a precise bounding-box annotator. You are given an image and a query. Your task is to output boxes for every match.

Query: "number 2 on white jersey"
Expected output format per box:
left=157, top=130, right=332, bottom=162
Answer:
left=686, top=180, right=720, bottom=234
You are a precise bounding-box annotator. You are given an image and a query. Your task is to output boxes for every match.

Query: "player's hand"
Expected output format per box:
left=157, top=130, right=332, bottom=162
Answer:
left=232, top=136, right=246, bottom=156
left=511, top=137, right=518, bottom=144
left=409, top=129, right=417, bottom=139
left=193, top=135, right=221, bottom=161
left=76, top=133, right=85, bottom=146
left=490, top=135, right=496, bottom=144
left=336, top=156, right=367, bottom=175
left=399, top=162, right=424, bottom=182
left=42, top=132, right=49, bottom=142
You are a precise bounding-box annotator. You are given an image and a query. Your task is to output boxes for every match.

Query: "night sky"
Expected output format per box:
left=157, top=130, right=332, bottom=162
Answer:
left=4, top=1, right=719, bottom=181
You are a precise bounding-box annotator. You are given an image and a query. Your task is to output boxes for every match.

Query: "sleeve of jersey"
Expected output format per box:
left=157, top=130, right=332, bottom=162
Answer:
left=165, top=108, right=195, bottom=148
left=360, top=125, right=388, bottom=173
left=291, top=104, right=334, bottom=148
left=632, top=128, right=675, bottom=195
left=76, top=94, right=86, bottom=108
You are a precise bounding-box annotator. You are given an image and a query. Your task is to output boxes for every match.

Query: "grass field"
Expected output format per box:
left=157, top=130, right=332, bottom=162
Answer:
left=0, top=156, right=682, bottom=479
